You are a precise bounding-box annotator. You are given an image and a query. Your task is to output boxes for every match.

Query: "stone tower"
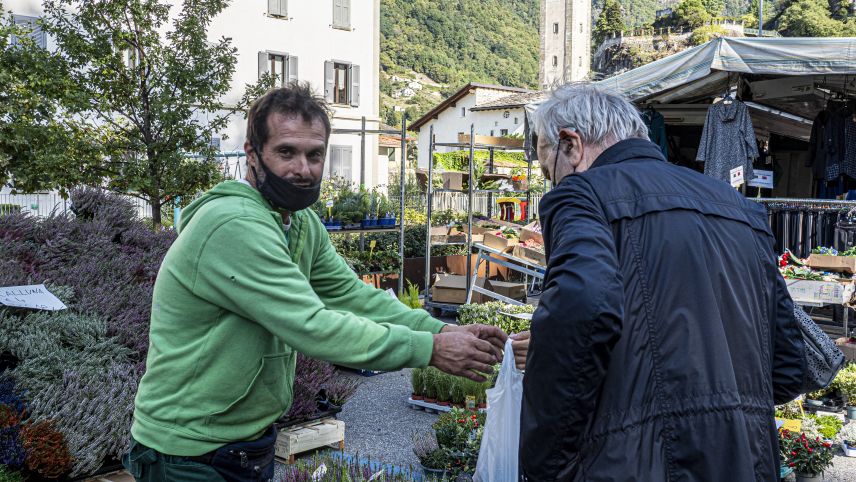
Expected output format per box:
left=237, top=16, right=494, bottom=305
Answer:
left=540, top=0, right=592, bottom=89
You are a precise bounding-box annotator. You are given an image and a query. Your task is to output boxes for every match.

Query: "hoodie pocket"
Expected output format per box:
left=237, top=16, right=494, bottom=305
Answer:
left=205, top=351, right=293, bottom=440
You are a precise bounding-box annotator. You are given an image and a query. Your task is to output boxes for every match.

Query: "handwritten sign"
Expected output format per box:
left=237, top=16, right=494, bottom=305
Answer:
left=730, top=166, right=745, bottom=188
left=748, top=169, right=774, bottom=189
left=0, top=284, right=67, bottom=311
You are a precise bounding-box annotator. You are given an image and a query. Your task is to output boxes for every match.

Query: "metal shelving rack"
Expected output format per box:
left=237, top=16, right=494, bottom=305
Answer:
left=330, top=118, right=409, bottom=294
left=422, top=124, right=536, bottom=314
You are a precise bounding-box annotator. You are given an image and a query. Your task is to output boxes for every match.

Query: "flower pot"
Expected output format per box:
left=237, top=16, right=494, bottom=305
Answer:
left=368, top=218, right=378, bottom=227
left=411, top=394, right=423, bottom=401
left=361, top=219, right=371, bottom=229
left=843, top=441, right=856, bottom=457
left=438, top=401, right=450, bottom=407
left=807, top=399, right=825, bottom=407
left=420, top=465, right=447, bottom=477
left=796, top=473, right=823, bottom=482
left=425, top=398, right=437, bottom=404
left=848, top=406, right=856, bottom=419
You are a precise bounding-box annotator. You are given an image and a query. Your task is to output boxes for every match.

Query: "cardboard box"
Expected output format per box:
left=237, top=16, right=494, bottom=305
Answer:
left=430, top=225, right=450, bottom=243
left=457, top=133, right=524, bottom=148
left=836, top=337, right=856, bottom=361
left=520, top=222, right=543, bottom=245
left=483, top=232, right=519, bottom=252
left=786, top=280, right=852, bottom=305
left=442, top=172, right=467, bottom=191
left=446, top=233, right=467, bottom=244
left=487, top=280, right=526, bottom=300
left=807, top=255, right=856, bottom=274
left=513, top=244, right=547, bottom=266
left=431, top=274, right=487, bottom=304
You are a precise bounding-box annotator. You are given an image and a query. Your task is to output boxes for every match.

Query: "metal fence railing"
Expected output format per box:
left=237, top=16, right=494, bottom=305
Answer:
left=0, top=193, right=154, bottom=219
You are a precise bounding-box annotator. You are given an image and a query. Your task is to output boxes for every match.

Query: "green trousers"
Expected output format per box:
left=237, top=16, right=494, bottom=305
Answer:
left=123, top=439, right=226, bottom=482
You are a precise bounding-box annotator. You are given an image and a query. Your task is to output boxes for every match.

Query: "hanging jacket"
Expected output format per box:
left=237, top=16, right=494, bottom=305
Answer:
left=824, top=106, right=849, bottom=181
left=642, top=109, right=668, bottom=158
left=696, top=100, right=759, bottom=183
left=520, top=139, right=804, bottom=481
left=807, top=110, right=829, bottom=179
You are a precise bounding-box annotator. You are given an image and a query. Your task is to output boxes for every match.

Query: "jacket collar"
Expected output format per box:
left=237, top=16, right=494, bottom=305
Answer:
left=589, top=138, right=666, bottom=170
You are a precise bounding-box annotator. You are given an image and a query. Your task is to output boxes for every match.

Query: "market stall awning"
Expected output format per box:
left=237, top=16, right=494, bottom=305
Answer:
left=524, top=37, right=856, bottom=145
left=596, top=37, right=856, bottom=102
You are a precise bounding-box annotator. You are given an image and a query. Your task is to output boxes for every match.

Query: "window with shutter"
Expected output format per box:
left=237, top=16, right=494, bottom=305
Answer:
left=328, top=146, right=352, bottom=180
left=268, top=0, right=287, bottom=18
left=333, top=0, right=351, bottom=29
left=11, top=15, right=45, bottom=48
left=332, top=62, right=350, bottom=105
left=349, top=64, right=360, bottom=107
left=270, top=54, right=286, bottom=86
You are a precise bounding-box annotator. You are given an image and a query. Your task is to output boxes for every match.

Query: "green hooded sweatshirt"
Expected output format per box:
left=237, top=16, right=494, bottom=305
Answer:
left=131, top=181, right=444, bottom=456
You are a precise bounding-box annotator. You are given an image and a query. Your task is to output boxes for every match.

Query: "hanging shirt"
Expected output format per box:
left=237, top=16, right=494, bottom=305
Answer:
left=841, top=107, right=856, bottom=180
left=807, top=110, right=829, bottom=180
left=696, top=100, right=759, bottom=183
left=642, top=109, right=668, bottom=158
left=824, top=106, right=849, bottom=181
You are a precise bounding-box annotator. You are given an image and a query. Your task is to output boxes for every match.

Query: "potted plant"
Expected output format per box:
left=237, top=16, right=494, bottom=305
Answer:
left=780, top=429, right=835, bottom=482
left=423, top=368, right=438, bottom=404
left=450, top=377, right=466, bottom=408
left=412, top=431, right=449, bottom=476
left=435, top=372, right=452, bottom=407
left=833, top=364, right=856, bottom=419
left=805, top=388, right=829, bottom=407
left=839, top=423, right=856, bottom=457
left=411, top=368, right=424, bottom=401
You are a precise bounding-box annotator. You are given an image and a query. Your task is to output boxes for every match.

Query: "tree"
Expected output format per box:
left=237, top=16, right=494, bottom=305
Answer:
left=0, top=2, right=105, bottom=196
left=29, top=0, right=240, bottom=226
left=674, top=0, right=713, bottom=29
left=778, top=0, right=856, bottom=36
left=594, top=0, right=626, bottom=50
left=702, top=0, right=726, bottom=16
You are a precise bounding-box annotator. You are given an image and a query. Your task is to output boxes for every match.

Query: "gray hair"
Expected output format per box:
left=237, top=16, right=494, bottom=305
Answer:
left=532, top=83, right=649, bottom=148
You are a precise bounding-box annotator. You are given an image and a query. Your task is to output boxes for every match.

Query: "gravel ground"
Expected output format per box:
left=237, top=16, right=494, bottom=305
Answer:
left=273, top=367, right=856, bottom=481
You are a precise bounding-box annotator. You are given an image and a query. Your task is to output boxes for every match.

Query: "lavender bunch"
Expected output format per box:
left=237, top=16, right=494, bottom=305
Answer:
left=0, top=426, right=25, bottom=469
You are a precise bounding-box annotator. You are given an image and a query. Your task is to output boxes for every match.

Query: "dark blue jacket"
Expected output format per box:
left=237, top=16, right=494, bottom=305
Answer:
left=520, top=139, right=804, bottom=481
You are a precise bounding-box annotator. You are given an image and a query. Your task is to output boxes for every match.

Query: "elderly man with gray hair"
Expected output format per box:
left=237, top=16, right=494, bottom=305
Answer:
left=512, top=84, right=804, bottom=481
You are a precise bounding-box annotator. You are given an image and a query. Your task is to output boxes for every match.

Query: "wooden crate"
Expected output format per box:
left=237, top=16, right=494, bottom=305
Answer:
left=84, top=470, right=134, bottom=482
left=275, top=417, right=345, bottom=464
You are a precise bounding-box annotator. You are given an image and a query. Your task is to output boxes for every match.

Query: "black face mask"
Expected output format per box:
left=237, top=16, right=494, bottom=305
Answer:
left=250, top=147, right=321, bottom=212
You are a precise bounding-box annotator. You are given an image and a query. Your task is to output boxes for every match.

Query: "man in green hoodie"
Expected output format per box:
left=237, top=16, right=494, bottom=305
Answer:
left=124, top=85, right=506, bottom=482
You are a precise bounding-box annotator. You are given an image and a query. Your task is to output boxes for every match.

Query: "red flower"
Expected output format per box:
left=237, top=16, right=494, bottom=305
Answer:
left=789, top=462, right=795, bottom=467
left=792, top=451, right=797, bottom=456
left=809, top=448, right=813, bottom=453
left=824, top=442, right=832, bottom=448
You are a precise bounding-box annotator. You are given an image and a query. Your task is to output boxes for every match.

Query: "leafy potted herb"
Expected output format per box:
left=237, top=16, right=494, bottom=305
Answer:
left=451, top=378, right=466, bottom=408
left=805, top=388, right=829, bottom=407
left=779, top=429, right=835, bottom=482
left=411, top=368, right=424, bottom=401
left=423, top=368, right=438, bottom=404
left=839, top=423, right=856, bottom=457
left=435, top=372, right=452, bottom=407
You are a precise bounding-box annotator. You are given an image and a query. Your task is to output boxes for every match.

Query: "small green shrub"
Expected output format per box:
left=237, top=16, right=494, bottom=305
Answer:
left=411, top=368, right=424, bottom=397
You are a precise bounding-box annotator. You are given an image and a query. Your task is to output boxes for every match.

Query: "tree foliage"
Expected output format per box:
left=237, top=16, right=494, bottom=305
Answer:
left=0, top=4, right=104, bottom=197
left=594, top=0, right=626, bottom=48
left=674, top=0, right=713, bottom=28
left=778, top=0, right=856, bottom=36
left=381, top=0, right=539, bottom=88
left=4, top=0, right=243, bottom=225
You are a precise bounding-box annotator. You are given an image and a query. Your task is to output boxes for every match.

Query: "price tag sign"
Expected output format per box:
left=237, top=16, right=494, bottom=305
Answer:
left=326, top=200, right=334, bottom=218
left=369, top=240, right=377, bottom=249
left=0, top=284, right=67, bottom=311
left=730, top=166, right=745, bottom=188
left=325, top=200, right=334, bottom=208
left=748, top=169, right=773, bottom=189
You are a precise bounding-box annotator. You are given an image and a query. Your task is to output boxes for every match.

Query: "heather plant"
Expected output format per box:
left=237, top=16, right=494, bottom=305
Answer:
left=0, top=426, right=25, bottom=469
left=286, top=353, right=337, bottom=422
left=325, top=376, right=361, bottom=408
left=279, top=453, right=428, bottom=481
left=20, top=420, right=73, bottom=478
left=0, top=466, right=23, bottom=482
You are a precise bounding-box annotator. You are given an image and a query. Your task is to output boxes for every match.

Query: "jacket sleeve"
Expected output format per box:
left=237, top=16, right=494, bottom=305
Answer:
left=771, top=272, right=805, bottom=405
left=191, top=216, right=435, bottom=371
left=696, top=107, right=714, bottom=162
left=309, top=227, right=446, bottom=334
left=807, top=115, right=820, bottom=167
left=520, top=177, right=624, bottom=479
left=741, top=104, right=760, bottom=160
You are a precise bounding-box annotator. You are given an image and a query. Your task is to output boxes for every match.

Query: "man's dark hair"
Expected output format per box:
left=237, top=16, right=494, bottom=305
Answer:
left=246, top=83, right=332, bottom=152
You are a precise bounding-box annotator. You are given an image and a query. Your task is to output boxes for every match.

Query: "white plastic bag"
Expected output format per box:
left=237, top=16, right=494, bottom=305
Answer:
left=473, top=338, right=524, bottom=482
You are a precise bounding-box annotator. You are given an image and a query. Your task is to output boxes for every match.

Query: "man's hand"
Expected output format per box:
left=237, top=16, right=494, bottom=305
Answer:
left=441, top=324, right=507, bottom=362
left=431, top=332, right=499, bottom=382
left=511, top=331, right=530, bottom=370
